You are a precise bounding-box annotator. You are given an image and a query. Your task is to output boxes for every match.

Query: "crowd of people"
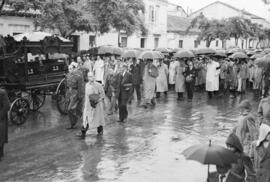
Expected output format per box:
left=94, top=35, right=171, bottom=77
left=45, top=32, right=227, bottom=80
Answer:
left=63, top=50, right=270, bottom=182
left=1, top=48, right=270, bottom=181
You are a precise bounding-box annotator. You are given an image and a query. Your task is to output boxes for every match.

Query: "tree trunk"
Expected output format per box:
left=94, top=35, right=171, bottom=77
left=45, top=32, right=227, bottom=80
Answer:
left=0, top=0, right=5, bottom=11
left=235, top=37, right=238, bottom=47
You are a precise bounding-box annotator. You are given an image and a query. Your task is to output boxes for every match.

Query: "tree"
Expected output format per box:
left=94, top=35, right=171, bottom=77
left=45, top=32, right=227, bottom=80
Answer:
left=0, top=0, right=5, bottom=11
left=4, top=0, right=147, bottom=41
left=186, top=14, right=229, bottom=47
left=89, top=0, right=147, bottom=46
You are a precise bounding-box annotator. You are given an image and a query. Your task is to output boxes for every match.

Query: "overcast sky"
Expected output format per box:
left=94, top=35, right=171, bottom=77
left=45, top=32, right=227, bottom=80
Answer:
left=168, top=0, right=270, bottom=20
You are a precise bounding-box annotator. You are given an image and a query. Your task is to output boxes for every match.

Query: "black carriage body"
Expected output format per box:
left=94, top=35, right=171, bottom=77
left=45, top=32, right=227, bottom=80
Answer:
left=0, top=34, right=73, bottom=125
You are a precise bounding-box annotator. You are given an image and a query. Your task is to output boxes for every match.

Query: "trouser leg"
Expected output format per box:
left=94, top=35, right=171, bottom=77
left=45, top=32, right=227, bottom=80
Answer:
left=135, top=85, right=141, bottom=101
left=0, top=145, right=3, bottom=158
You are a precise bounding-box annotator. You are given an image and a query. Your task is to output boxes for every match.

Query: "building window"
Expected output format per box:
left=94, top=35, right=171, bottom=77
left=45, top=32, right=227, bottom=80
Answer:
left=141, top=38, right=146, bottom=48
left=154, top=37, right=159, bottom=49
left=69, top=35, right=80, bottom=52
left=8, top=24, right=30, bottom=32
left=216, top=40, right=219, bottom=47
left=89, top=35, right=96, bottom=48
left=194, top=40, right=198, bottom=48
left=179, top=40, right=183, bottom=48
left=149, top=5, right=155, bottom=23
left=155, top=5, right=160, bottom=24
left=120, top=36, right=127, bottom=48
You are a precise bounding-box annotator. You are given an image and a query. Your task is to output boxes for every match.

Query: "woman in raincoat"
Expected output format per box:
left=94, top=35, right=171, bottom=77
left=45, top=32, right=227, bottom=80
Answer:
left=77, top=72, right=105, bottom=139
left=175, top=59, right=185, bottom=100
left=226, top=133, right=256, bottom=182
left=156, top=59, right=168, bottom=98
left=233, top=99, right=258, bottom=156
left=250, top=124, right=270, bottom=182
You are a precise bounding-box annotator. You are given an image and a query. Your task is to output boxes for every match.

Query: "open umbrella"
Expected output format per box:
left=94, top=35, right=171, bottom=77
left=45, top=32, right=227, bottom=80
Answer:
left=182, top=140, right=238, bottom=178
left=255, top=56, right=270, bottom=68
left=172, top=48, right=184, bottom=53
left=214, top=50, right=226, bottom=58
left=250, top=53, right=265, bottom=60
left=229, top=52, right=248, bottom=59
left=195, top=48, right=216, bottom=55
left=98, top=45, right=123, bottom=55
left=154, top=47, right=172, bottom=53
left=173, top=50, right=195, bottom=58
left=122, top=50, right=139, bottom=58
left=138, top=51, right=163, bottom=59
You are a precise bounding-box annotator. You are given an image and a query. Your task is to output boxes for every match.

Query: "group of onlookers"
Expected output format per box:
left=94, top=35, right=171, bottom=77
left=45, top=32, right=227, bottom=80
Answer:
left=207, top=94, right=270, bottom=182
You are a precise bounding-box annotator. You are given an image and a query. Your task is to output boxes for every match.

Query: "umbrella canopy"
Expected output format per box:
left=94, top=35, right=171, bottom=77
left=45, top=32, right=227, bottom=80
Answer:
left=227, top=48, right=245, bottom=55
left=154, top=47, right=172, bottom=53
left=182, top=143, right=238, bottom=166
left=13, top=31, right=70, bottom=42
left=255, top=56, right=270, bottom=68
left=138, top=51, right=163, bottom=59
left=172, top=48, right=184, bottom=53
left=98, top=45, right=123, bottom=55
left=250, top=53, right=265, bottom=60
left=195, top=48, right=216, bottom=55
left=229, top=52, right=248, bottom=59
left=174, top=50, right=195, bottom=58
left=122, top=50, right=139, bottom=58
left=214, top=50, right=227, bottom=58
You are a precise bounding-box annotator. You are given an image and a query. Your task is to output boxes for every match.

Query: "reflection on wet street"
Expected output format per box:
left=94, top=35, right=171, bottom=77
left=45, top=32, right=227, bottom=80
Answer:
left=0, top=91, right=260, bottom=182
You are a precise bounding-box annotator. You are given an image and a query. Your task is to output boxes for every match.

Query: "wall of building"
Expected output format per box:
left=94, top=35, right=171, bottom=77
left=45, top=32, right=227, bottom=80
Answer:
left=0, top=16, right=35, bottom=36
left=190, top=3, right=240, bottom=20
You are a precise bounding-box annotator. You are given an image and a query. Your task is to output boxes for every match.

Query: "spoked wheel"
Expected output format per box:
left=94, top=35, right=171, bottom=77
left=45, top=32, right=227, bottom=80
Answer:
left=28, top=89, right=46, bottom=111
left=9, top=98, right=30, bottom=125
left=56, top=78, right=68, bottom=115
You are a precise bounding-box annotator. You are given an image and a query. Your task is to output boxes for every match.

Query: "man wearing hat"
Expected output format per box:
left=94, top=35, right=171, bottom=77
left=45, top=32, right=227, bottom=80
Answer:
left=117, top=64, right=133, bottom=122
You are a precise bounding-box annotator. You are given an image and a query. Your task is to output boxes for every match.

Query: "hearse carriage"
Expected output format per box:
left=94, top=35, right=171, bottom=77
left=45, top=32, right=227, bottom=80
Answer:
left=0, top=32, right=73, bottom=125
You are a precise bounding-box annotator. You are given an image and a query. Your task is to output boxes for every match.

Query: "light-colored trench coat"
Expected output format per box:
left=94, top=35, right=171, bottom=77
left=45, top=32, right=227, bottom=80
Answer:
left=206, top=60, right=220, bottom=92
left=143, top=64, right=156, bottom=102
left=83, top=81, right=105, bottom=129
left=169, top=61, right=178, bottom=85
left=156, top=63, right=168, bottom=92
left=175, top=61, right=185, bottom=93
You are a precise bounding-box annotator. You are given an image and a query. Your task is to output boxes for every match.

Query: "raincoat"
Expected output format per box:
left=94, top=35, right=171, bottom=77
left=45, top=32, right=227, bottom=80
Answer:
left=168, top=60, right=177, bottom=85
left=250, top=124, right=270, bottom=182
left=233, top=111, right=258, bottom=155
left=175, top=61, right=185, bottom=93
left=226, top=133, right=256, bottom=182
left=143, top=63, right=156, bottom=103
left=156, top=63, right=168, bottom=92
left=251, top=65, right=263, bottom=90
left=93, top=59, right=105, bottom=83
left=206, top=60, right=220, bottom=92
left=258, top=98, right=270, bottom=126
left=83, top=81, right=105, bottom=129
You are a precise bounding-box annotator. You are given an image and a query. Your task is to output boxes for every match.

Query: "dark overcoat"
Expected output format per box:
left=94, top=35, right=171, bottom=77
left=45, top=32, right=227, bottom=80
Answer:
left=0, top=89, right=10, bottom=145
left=118, top=72, right=133, bottom=106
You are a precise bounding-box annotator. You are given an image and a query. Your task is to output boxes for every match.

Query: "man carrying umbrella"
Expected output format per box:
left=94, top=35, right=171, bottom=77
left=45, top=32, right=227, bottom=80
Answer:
left=130, top=58, right=142, bottom=104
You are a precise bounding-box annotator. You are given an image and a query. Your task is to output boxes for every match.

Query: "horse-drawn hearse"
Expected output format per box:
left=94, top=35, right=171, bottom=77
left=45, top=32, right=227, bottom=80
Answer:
left=0, top=32, right=72, bottom=125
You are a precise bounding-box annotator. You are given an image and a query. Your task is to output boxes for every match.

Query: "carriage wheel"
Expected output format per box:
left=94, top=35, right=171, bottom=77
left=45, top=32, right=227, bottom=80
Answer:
left=29, top=90, right=46, bottom=111
left=56, top=78, right=68, bottom=115
left=9, top=98, right=30, bottom=125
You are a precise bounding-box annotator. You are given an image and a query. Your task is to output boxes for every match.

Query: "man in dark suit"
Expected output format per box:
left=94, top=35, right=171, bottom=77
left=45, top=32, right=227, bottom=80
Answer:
left=117, top=64, right=133, bottom=123
left=130, top=58, right=142, bottom=104
left=207, top=165, right=244, bottom=182
left=0, top=88, right=10, bottom=160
